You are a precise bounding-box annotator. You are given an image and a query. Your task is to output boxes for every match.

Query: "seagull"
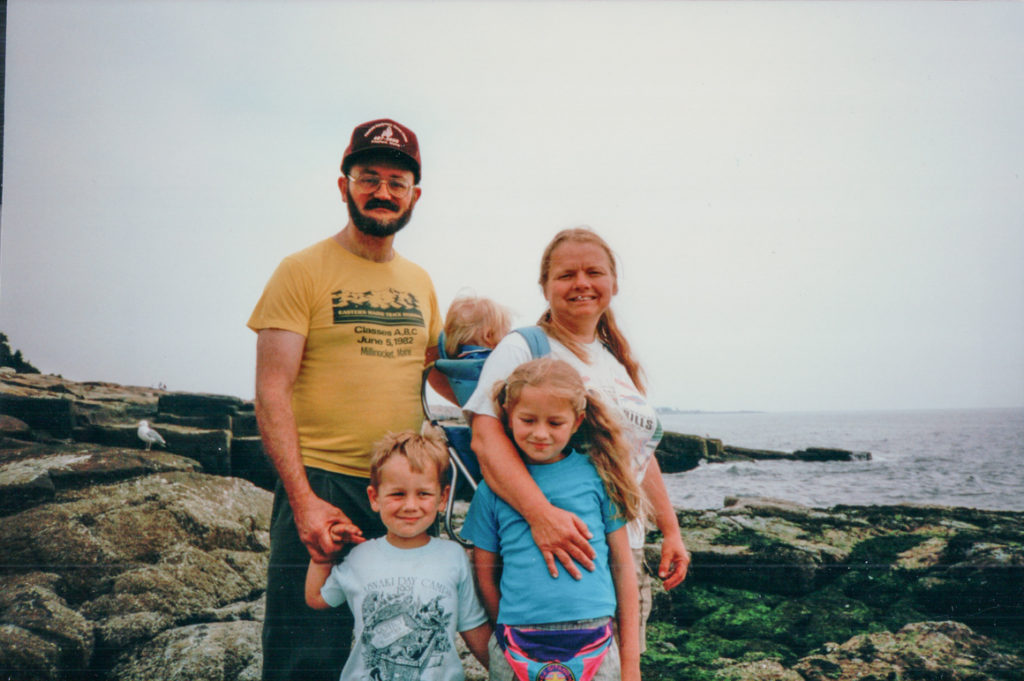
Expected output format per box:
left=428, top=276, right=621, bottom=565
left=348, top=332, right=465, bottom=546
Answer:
left=137, top=420, right=167, bottom=450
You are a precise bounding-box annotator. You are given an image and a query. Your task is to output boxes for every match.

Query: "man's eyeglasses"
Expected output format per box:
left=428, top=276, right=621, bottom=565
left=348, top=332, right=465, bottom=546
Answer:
left=346, top=175, right=413, bottom=198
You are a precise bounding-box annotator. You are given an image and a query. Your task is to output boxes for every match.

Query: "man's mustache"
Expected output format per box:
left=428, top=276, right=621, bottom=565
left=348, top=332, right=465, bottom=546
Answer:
left=364, top=198, right=400, bottom=212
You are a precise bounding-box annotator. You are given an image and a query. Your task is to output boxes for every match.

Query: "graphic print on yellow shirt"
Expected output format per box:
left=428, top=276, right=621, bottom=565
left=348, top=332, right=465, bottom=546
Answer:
left=333, top=288, right=426, bottom=359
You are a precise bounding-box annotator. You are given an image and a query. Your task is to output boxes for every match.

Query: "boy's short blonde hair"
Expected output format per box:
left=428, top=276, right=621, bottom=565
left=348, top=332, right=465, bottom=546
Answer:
left=369, top=430, right=450, bottom=489
left=443, top=296, right=511, bottom=357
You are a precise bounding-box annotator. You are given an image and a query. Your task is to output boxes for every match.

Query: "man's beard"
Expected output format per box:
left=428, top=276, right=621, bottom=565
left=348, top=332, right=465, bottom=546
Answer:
left=347, top=188, right=414, bottom=237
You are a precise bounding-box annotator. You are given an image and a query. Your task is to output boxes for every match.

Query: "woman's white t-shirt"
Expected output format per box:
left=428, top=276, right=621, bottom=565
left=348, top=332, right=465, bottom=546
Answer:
left=463, top=331, right=663, bottom=549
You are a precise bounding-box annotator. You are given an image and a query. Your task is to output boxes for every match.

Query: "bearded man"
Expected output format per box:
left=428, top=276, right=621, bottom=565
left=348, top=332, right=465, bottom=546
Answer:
left=248, top=118, right=446, bottom=680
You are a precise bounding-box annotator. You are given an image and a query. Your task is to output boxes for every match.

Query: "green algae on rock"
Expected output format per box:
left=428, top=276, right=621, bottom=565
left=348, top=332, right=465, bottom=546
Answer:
left=641, top=497, right=1024, bottom=680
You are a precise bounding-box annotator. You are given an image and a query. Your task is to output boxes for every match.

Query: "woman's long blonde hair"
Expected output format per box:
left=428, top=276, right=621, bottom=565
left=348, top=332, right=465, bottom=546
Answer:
left=538, top=227, right=646, bottom=394
left=492, top=358, right=646, bottom=522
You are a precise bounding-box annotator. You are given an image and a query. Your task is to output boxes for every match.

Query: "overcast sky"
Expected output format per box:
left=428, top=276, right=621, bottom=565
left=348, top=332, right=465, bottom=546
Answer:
left=2, top=1, right=1022, bottom=412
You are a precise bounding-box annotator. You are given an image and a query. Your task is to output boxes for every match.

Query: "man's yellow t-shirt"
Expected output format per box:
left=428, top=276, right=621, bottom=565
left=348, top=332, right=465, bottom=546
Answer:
left=248, top=238, right=441, bottom=477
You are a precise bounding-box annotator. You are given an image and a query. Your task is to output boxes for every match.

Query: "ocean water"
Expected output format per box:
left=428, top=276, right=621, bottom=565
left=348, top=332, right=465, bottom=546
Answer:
left=659, top=408, right=1024, bottom=511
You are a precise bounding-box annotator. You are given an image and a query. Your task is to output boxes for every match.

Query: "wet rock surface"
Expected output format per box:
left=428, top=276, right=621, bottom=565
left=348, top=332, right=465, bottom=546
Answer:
left=644, top=496, right=1024, bottom=680
left=1, top=416, right=271, bottom=680
left=0, top=372, right=273, bottom=491
left=655, top=431, right=870, bottom=473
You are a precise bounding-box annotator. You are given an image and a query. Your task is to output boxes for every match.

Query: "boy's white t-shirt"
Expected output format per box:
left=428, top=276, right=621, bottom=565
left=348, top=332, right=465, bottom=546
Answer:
left=320, top=537, right=487, bottom=681
left=463, top=332, right=663, bottom=549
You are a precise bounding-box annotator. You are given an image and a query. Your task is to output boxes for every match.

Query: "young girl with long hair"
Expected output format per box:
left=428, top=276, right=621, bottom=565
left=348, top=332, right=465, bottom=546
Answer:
left=462, top=357, right=644, bottom=681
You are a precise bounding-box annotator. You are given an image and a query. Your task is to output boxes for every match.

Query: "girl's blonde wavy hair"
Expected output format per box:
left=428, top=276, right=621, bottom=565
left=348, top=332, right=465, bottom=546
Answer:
left=492, top=357, right=646, bottom=522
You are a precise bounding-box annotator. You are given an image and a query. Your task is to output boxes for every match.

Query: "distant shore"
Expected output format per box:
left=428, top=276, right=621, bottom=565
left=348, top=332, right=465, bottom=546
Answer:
left=656, top=407, right=765, bottom=415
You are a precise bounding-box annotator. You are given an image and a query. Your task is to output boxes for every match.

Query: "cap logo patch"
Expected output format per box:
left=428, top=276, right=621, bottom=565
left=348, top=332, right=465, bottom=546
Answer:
left=364, top=122, right=407, bottom=149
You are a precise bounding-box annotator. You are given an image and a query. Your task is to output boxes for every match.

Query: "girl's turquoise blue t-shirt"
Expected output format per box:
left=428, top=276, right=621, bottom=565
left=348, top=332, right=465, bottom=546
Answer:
left=462, top=450, right=626, bottom=625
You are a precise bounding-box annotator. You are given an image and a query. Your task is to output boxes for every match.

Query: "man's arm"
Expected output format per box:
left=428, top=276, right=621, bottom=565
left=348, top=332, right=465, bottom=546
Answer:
left=470, top=414, right=596, bottom=579
left=642, top=457, right=690, bottom=590
left=254, top=329, right=363, bottom=562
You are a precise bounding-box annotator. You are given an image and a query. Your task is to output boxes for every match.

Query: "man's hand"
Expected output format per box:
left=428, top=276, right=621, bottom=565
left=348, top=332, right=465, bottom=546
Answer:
left=294, top=496, right=364, bottom=563
left=529, top=505, right=597, bottom=580
left=658, top=532, right=690, bottom=590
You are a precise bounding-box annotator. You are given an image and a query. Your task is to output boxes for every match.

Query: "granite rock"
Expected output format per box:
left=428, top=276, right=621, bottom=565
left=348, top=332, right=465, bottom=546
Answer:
left=0, top=437, right=271, bottom=680
left=644, top=497, right=1024, bottom=680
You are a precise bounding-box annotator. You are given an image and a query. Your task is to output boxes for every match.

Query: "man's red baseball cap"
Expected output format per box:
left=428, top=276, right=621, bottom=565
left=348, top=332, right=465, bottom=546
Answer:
left=341, top=118, right=421, bottom=183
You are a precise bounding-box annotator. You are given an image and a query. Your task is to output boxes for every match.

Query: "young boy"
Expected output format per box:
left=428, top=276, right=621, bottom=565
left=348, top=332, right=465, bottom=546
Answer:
left=306, top=431, right=491, bottom=680
left=443, top=295, right=511, bottom=359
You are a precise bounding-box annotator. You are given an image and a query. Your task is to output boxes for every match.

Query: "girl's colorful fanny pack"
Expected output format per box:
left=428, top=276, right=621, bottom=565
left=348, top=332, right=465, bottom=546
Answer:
left=495, top=620, right=614, bottom=681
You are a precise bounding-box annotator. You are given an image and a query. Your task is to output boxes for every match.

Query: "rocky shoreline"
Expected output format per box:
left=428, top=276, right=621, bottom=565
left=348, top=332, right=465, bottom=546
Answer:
left=644, top=497, right=1023, bottom=680
left=2, top=371, right=1021, bottom=680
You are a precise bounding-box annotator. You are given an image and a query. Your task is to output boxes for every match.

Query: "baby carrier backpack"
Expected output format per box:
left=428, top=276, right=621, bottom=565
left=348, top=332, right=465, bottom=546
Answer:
left=422, top=326, right=549, bottom=546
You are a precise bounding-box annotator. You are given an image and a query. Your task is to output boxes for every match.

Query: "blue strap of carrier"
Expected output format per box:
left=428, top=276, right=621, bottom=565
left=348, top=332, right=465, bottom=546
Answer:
left=437, top=326, right=548, bottom=360
left=515, top=325, right=550, bottom=359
